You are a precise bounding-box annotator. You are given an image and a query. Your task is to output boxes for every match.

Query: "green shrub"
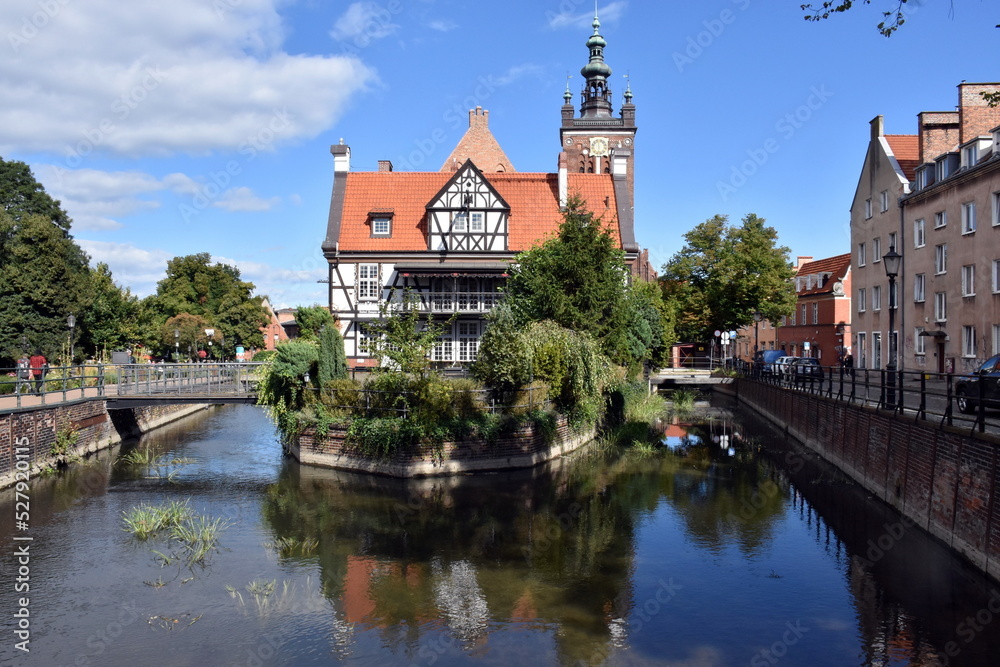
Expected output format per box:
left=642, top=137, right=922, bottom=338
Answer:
left=448, top=378, right=487, bottom=419
left=253, top=350, right=276, bottom=362
left=321, top=378, right=362, bottom=414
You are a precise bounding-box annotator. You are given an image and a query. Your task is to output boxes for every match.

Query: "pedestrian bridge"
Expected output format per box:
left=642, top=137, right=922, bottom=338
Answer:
left=106, top=362, right=263, bottom=409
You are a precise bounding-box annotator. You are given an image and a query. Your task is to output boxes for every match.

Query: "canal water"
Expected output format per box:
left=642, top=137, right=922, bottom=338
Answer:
left=2, top=402, right=999, bottom=666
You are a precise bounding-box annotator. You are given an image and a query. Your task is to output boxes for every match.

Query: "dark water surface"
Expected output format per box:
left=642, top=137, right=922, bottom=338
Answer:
left=2, top=402, right=999, bottom=666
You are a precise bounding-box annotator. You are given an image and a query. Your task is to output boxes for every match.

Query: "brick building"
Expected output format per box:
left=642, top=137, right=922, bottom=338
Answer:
left=321, top=15, right=648, bottom=366
left=774, top=254, right=853, bottom=364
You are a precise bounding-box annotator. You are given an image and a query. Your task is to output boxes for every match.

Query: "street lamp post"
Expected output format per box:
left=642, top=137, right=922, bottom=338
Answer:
left=883, top=245, right=902, bottom=408
left=174, top=328, right=180, bottom=362
left=205, top=328, right=215, bottom=360
left=67, top=314, right=76, bottom=367
left=752, top=310, right=762, bottom=375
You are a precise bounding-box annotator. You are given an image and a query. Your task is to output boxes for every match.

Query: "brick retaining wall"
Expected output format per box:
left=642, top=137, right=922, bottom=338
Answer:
left=732, top=380, right=1000, bottom=582
left=0, top=400, right=210, bottom=489
left=291, top=416, right=595, bottom=477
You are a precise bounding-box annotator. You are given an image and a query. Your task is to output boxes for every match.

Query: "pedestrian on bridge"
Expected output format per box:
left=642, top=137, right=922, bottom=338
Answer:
left=15, top=355, right=30, bottom=394
left=29, top=350, right=47, bottom=394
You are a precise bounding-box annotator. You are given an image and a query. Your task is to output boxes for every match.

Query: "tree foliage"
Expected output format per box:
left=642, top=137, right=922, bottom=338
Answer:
left=471, top=303, right=534, bottom=392
left=504, top=194, right=667, bottom=367
left=0, top=157, right=72, bottom=231
left=318, top=324, right=348, bottom=385
left=82, top=263, right=148, bottom=360
left=660, top=213, right=796, bottom=342
left=147, top=253, right=269, bottom=357
left=363, top=290, right=454, bottom=375
left=0, top=211, right=92, bottom=363
left=296, top=305, right=335, bottom=341
left=160, top=313, right=212, bottom=361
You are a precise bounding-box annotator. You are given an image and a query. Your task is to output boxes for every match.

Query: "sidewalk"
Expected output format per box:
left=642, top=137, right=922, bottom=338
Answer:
left=0, top=384, right=115, bottom=413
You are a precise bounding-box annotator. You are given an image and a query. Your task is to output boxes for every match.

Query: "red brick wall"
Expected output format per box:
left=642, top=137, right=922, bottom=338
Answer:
left=735, top=380, right=1000, bottom=582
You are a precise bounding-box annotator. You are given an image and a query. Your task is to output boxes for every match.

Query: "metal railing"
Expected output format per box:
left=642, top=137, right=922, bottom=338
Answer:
left=308, top=382, right=548, bottom=418
left=0, top=362, right=263, bottom=411
left=738, top=362, right=997, bottom=434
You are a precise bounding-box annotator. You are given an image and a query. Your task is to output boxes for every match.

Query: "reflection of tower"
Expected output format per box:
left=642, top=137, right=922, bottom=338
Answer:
left=559, top=14, right=637, bottom=199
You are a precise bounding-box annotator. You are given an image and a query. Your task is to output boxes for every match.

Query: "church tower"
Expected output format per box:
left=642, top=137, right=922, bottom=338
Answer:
left=559, top=13, right=637, bottom=252
left=560, top=15, right=636, bottom=182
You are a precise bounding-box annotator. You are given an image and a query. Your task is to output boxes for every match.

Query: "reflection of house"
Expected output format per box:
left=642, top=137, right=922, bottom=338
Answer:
left=321, top=15, right=646, bottom=367
left=775, top=254, right=852, bottom=363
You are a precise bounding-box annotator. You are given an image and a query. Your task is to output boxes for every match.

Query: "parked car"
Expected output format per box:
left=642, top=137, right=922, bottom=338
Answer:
left=791, top=357, right=824, bottom=381
left=955, top=354, right=1000, bottom=414
left=755, top=350, right=784, bottom=375
left=774, top=356, right=799, bottom=378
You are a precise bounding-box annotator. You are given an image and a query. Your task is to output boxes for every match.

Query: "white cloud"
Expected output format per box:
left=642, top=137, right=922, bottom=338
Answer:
left=212, top=254, right=327, bottom=307
left=212, top=186, right=279, bottom=212
left=428, top=19, right=457, bottom=32
left=33, top=164, right=164, bottom=230
left=0, top=0, right=376, bottom=158
left=495, top=64, right=547, bottom=86
left=548, top=1, right=627, bottom=30
left=331, top=2, right=400, bottom=41
left=77, top=240, right=172, bottom=296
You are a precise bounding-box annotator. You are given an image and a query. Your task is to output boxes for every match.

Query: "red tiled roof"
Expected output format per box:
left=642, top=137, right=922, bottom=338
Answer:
left=794, top=253, right=851, bottom=296
left=336, top=170, right=619, bottom=252
left=885, top=134, right=919, bottom=181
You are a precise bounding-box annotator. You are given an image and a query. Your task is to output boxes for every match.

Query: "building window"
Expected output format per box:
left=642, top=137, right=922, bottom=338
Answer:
left=470, top=212, right=484, bottom=232
left=371, top=217, right=391, bottom=237
left=865, top=198, right=872, bottom=219
left=963, top=143, right=979, bottom=167
left=801, top=305, right=807, bottom=324
left=857, top=288, right=866, bottom=313
left=872, top=332, right=882, bottom=369
left=872, top=285, right=882, bottom=311
left=457, top=321, right=479, bottom=362
left=962, top=326, right=977, bottom=358
left=962, top=265, right=976, bottom=297
left=934, top=210, right=947, bottom=228
left=993, top=259, right=1000, bottom=293
left=357, top=264, right=379, bottom=301
left=873, top=237, right=882, bottom=263
left=994, top=324, right=1000, bottom=356
left=935, top=244, right=947, bottom=274
left=880, top=190, right=889, bottom=212
left=858, top=242, right=866, bottom=267
left=993, top=192, right=1000, bottom=227
left=432, top=337, right=453, bottom=362
left=790, top=312, right=796, bottom=326
left=962, top=202, right=977, bottom=234
left=914, top=219, right=925, bottom=247
left=914, top=273, right=925, bottom=302
left=934, top=292, right=947, bottom=322
left=857, top=332, right=867, bottom=369
left=452, top=211, right=468, bottom=232
left=916, top=168, right=930, bottom=190
left=915, top=327, right=926, bottom=355
left=811, top=303, right=818, bottom=325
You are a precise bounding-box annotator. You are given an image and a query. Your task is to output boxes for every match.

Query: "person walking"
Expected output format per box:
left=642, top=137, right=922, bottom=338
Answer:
left=15, top=354, right=30, bottom=394
left=843, top=353, right=854, bottom=378
left=29, top=350, right=47, bottom=394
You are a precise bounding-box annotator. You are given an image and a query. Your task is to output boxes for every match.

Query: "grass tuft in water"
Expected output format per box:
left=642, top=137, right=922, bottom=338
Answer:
left=122, top=500, right=193, bottom=540
left=266, top=536, right=320, bottom=558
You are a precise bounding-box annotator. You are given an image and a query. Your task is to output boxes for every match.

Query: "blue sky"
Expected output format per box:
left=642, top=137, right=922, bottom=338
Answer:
left=1, top=1, right=997, bottom=308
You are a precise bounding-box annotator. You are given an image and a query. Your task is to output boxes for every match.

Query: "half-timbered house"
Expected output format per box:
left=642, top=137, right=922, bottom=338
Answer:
left=321, top=15, right=644, bottom=367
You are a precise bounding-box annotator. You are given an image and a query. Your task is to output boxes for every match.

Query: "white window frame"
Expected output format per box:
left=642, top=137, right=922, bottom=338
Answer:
left=865, top=198, right=873, bottom=219
left=457, top=321, right=480, bottom=362
left=357, top=264, right=380, bottom=301
left=962, top=326, right=977, bottom=358
left=470, top=212, right=484, bottom=232
left=872, top=237, right=882, bottom=263
left=872, top=332, right=882, bottom=369
left=856, top=332, right=867, bottom=369
left=934, top=210, right=947, bottom=228
left=962, top=201, right=977, bottom=234
left=858, top=242, right=867, bottom=267
left=880, top=190, right=889, bottom=213
left=963, top=144, right=978, bottom=168
left=994, top=324, right=1000, bottom=356
left=811, top=303, right=818, bottom=325
left=857, top=288, right=866, bottom=313
left=914, top=219, right=925, bottom=248
left=371, top=217, right=391, bottom=237
left=872, top=285, right=882, bottom=311
left=935, top=244, right=947, bottom=275
left=993, top=259, right=1000, bottom=294
left=914, top=273, right=925, bottom=303
left=801, top=304, right=807, bottom=323
left=452, top=211, right=468, bottom=232
left=962, top=265, right=976, bottom=297
left=934, top=292, right=947, bottom=323
left=915, top=327, right=926, bottom=356
left=993, top=191, right=1000, bottom=227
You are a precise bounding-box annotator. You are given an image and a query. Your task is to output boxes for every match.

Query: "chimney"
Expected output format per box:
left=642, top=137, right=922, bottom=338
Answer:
left=796, top=256, right=813, bottom=270
left=958, top=82, right=1000, bottom=144
left=870, top=115, right=884, bottom=142
left=557, top=151, right=568, bottom=207
left=378, top=160, right=393, bottom=172
left=917, top=111, right=960, bottom=164
left=331, top=142, right=351, bottom=173
left=469, top=106, right=488, bottom=128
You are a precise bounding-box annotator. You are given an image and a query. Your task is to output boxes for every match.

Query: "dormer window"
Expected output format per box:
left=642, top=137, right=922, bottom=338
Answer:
left=962, top=143, right=979, bottom=168
left=915, top=165, right=933, bottom=190
left=368, top=209, right=394, bottom=237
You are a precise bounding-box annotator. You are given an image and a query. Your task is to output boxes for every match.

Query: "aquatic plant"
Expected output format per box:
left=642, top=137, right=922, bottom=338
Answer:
left=669, top=388, right=698, bottom=415
left=266, top=536, right=320, bottom=558
left=121, top=500, right=193, bottom=540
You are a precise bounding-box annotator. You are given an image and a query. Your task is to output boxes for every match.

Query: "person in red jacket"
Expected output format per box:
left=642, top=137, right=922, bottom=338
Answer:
left=29, top=350, right=47, bottom=394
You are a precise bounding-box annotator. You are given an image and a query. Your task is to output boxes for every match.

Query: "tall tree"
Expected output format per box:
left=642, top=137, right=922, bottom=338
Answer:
left=660, top=213, right=796, bottom=342
left=0, top=157, right=72, bottom=231
left=503, top=194, right=666, bottom=367
left=81, top=263, right=148, bottom=361
left=149, top=253, right=269, bottom=356
left=0, top=211, right=92, bottom=364
left=295, top=305, right=335, bottom=341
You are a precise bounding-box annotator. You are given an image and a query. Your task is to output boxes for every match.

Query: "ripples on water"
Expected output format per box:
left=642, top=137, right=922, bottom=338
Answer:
left=0, top=402, right=998, bottom=666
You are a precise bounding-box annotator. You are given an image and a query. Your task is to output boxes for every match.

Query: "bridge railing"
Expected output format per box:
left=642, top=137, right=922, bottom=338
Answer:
left=738, top=362, right=995, bottom=433
left=0, top=364, right=115, bottom=410
left=114, top=363, right=263, bottom=398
